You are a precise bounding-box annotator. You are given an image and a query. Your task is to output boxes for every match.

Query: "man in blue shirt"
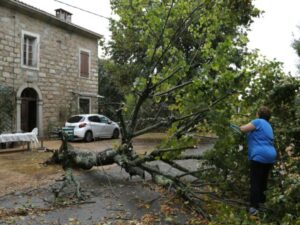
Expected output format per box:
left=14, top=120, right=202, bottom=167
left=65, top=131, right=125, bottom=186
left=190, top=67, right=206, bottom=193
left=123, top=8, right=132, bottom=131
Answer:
left=240, top=106, right=276, bottom=215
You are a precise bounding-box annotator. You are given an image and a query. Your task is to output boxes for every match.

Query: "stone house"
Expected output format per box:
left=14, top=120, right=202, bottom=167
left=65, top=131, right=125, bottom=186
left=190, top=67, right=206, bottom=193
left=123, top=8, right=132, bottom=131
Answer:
left=0, top=0, right=101, bottom=137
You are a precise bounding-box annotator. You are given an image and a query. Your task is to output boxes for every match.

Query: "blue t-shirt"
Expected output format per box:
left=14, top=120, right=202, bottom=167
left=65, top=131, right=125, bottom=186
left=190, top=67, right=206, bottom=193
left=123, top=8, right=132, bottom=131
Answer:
left=247, top=118, right=276, bottom=164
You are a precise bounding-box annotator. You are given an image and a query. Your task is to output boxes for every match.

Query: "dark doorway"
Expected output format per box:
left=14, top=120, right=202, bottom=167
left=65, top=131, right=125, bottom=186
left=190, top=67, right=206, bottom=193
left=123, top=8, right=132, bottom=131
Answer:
left=79, top=98, right=90, bottom=114
left=21, top=88, right=37, bottom=132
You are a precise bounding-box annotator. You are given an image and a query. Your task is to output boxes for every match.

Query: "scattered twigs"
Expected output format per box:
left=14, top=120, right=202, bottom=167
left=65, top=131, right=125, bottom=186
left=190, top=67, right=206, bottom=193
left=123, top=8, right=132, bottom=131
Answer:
left=53, top=168, right=82, bottom=199
left=174, top=155, right=204, bottom=160
left=145, top=195, right=162, bottom=205
left=150, top=146, right=196, bottom=157
left=97, top=163, right=119, bottom=198
left=175, top=168, right=214, bottom=179
left=175, top=185, right=209, bottom=219
left=0, top=207, right=53, bottom=219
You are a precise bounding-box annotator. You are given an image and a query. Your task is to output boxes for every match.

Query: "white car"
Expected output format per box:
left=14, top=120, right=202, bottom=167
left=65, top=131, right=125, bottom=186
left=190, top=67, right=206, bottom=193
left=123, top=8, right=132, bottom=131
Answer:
left=64, top=114, right=120, bottom=142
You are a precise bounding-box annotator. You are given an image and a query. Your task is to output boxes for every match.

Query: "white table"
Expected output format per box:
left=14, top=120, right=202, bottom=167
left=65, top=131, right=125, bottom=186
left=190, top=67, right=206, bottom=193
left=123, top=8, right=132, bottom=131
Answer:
left=0, top=128, right=39, bottom=150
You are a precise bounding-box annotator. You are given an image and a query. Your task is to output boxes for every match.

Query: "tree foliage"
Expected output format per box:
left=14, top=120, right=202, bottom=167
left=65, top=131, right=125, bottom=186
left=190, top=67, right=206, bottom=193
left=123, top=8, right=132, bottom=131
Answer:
left=52, top=0, right=300, bottom=223
left=108, top=0, right=260, bottom=139
left=98, top=59, right=124, bottom=121
left=201, top=65, right=300, bottom=223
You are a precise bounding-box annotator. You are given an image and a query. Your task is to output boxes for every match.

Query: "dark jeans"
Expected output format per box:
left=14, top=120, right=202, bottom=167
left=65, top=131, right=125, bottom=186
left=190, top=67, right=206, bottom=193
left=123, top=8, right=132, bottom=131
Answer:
left=250, top=160, right=273, bottom=209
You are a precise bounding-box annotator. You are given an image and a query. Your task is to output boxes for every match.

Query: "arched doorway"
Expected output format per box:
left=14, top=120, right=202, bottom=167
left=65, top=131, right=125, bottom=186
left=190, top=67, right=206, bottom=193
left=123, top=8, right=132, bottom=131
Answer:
left=21, top=88, right=37, bottom=132
left=16, top=84, right=43, bottom=136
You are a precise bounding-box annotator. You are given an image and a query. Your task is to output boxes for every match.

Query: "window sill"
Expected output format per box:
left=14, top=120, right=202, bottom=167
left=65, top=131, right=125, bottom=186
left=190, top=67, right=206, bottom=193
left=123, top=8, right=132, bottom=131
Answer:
left=79, top=75, right=90, bottom=79
left=21, top=64, right=39, bottom=71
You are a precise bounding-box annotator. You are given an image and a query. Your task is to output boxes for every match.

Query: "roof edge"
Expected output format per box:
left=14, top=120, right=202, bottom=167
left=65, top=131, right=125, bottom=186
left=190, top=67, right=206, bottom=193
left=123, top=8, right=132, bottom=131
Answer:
left=1, top=0, right=102, bottom=40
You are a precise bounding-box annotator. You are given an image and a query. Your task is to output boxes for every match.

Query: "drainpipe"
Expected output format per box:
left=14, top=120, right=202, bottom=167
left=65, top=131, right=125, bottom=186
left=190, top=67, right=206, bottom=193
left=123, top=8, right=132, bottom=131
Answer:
left=16, top=97, right=21, bottom=132
left=38, top=99, right=43, bottom=137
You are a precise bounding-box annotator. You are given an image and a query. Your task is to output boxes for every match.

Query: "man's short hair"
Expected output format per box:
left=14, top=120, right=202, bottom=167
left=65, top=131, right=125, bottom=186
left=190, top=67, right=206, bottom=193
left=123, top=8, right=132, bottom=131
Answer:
left=258, top=106, right=271, bottom=121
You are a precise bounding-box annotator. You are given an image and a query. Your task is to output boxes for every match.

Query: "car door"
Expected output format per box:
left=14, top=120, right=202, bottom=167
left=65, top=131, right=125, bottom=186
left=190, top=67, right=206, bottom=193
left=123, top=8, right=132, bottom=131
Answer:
left=88, top=116, right=101, bottom=137
left=99, top=116, right=112, bottom=137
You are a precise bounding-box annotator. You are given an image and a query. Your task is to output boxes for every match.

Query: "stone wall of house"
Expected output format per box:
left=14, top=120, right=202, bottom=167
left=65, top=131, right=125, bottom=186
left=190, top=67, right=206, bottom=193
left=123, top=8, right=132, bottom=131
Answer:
left=0, top=5, right=99, bottom=135
left=0, top=85, right=15, bottom=133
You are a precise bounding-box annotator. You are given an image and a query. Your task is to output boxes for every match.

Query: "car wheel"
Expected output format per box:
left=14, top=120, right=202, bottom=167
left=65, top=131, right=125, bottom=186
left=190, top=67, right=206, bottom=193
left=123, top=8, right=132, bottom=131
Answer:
left=112, top=129, right=120, bottom=139
left=85, top=131, right=93, bottom=142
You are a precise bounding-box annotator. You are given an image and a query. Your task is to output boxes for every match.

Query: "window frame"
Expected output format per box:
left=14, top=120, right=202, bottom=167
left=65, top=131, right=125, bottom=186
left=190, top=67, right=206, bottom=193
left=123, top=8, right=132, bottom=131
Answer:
left=99, top=116, right=109, bottom=124
left=78, top=97, right=91, bottom=114
left=79, top=48, right=91, bottom=78
left=21, top=30, right=40, bottom=70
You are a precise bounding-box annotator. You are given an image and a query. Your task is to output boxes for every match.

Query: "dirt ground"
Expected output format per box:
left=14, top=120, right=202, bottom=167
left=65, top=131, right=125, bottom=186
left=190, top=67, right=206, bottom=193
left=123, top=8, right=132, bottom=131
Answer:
left=0, top=134, right=213, bottom=224
left=0, top=134, right=163, bottom=197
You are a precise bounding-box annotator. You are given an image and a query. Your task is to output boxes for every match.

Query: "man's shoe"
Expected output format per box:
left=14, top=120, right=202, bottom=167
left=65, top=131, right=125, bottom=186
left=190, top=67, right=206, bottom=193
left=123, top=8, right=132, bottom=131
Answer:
left=249, top=207, right=259, bottom=216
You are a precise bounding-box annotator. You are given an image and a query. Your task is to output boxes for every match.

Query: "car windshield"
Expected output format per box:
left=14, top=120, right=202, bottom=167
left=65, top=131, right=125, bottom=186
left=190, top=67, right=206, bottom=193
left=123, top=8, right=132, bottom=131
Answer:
left=67, top=116, right=84, bottom=123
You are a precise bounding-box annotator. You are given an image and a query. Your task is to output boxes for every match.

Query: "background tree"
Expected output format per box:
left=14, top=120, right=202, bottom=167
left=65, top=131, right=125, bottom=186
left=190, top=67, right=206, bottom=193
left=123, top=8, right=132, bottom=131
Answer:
left=98, top=59, right=124, bottom=121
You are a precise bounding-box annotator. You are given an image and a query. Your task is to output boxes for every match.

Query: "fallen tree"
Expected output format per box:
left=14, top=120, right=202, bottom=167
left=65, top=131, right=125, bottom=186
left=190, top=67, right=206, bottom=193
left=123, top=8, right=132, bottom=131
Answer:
left=48, top=132, right=211, bottom=216
left=46, top=0, right=298, bottom=222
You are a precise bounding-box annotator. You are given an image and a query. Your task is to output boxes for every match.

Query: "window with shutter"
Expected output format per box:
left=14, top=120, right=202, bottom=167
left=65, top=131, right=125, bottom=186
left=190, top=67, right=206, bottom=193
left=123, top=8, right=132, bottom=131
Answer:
left=80, top=50, right=90, bottom=77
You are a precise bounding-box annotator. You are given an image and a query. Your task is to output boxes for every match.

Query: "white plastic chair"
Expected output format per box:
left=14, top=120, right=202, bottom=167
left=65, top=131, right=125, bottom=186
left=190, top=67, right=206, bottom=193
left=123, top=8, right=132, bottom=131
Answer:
left=30, top=128, right=39, bottom=147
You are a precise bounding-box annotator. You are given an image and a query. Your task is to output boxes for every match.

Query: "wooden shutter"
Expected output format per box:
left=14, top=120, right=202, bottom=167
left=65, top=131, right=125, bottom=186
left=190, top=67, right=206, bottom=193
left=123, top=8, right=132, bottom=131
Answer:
left=23, top=41, right=27, bottom=65
left=80, top=51, right=89, bottom=77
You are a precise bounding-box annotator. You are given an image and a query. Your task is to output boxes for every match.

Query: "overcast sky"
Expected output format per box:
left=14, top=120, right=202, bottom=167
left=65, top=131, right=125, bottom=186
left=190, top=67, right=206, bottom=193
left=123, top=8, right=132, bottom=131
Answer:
left=20, top=0, right=300, bottom=75
left=248, top=0, right=300, bottom=75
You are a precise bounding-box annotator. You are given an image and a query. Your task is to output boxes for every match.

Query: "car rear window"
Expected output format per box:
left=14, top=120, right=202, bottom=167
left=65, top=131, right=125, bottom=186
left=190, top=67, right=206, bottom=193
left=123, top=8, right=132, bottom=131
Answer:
left=88, top=116, right=101, bottom=123
left=67, top=116, right=84, bottom=123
